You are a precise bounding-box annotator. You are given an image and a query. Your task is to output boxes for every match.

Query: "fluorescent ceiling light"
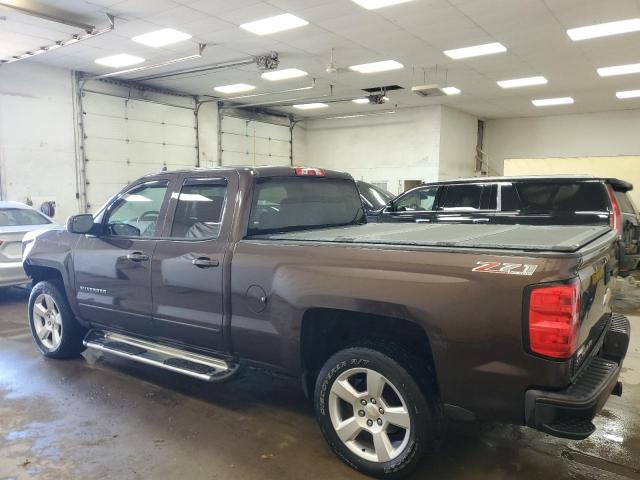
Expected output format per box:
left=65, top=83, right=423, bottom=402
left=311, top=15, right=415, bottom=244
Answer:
left=351, top=0, right=415, bottom=10
left=597, top=63, right=640, bottom=77
left=567, top=18, right=640, bottom=41
left=349, top=60, right=404, bottom=73
left=214, top=83, right=256, bottom=94
left=293, top=103, right=328, bottom=110
left=240, top=13, right=308, bottom=35
left=616, top=89, right=640, bottom=99
left=531, top=97, right=574, bottom=107
left=95, top=54, right=145, bottom=68
left=352, top=98, right=370, bottom=104
left=444, top=42, right=506, bottom=59
left=497, top=76, right=547, bottom=89
left=261, top=68, right=308, bottom=81
left=442, top=86, right=461, bottom=95
left=132, top=28, right=192, bottom=47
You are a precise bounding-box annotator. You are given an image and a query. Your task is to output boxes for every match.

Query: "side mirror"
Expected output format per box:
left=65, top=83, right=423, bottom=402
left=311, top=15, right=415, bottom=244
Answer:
left=67, top=214, right=95, bottom=234
left=386, top=200, right=395, bottom=213
left=110, top=223, right=141, bottom=237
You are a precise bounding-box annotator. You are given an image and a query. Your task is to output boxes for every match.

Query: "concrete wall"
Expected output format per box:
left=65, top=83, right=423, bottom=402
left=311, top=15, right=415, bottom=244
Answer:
left=438, top=106, right=478, bottom=181
left=485, top=109, right=640, bottom=174
left=0, top=62, right=78, bottom=221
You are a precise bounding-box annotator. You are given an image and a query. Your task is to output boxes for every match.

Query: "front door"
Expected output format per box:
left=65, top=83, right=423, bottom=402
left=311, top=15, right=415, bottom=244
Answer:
left=151, top=173, right=235, bottom=354
left=382, top=186, right=439, bottom=223
left=73, top=180, right=171, bottom=337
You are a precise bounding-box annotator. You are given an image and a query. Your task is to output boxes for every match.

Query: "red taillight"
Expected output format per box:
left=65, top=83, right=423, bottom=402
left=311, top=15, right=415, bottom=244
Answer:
left=606, top=184, right=623, bottom=236
left=528, top=280, right=580, bottom=359
left=295, top=167, right=325, bottom=177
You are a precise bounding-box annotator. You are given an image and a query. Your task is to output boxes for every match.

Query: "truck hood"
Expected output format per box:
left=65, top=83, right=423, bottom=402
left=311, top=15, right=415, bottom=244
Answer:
left=252, top=223, right=612, bottom=253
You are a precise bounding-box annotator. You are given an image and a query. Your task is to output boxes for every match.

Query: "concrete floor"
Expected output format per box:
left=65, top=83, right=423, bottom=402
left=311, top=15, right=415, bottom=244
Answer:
left=1, top=285, right=639, bottom=480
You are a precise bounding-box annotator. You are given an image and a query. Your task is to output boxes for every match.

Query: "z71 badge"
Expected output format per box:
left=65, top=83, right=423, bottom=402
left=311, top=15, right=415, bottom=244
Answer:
left=472, top=261, right=538, bottom=276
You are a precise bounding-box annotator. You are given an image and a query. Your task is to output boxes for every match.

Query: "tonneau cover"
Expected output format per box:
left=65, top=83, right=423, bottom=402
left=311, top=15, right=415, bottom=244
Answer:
left=252, top=223, right=612, bottom=253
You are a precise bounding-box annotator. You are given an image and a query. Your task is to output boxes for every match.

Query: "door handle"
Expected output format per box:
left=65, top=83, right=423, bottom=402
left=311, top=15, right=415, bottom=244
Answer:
left=192, top=257, right=219, bottom=268
left=126, top=252, right=149, bottom=262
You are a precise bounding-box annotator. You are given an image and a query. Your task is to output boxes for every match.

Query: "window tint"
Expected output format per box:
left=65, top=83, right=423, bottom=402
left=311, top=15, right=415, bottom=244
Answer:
left=106, top=181, right=168, bottom=237
left=395, top=187, right=438, bottom=212
left=170, top=179, right=227, bottom=239
left=513, top=182, right=607, bottom=213
left=248, top=177, right=364, bottom=235
left=0, top=208, right=51, bottom=227
left=482, top=184, right=498, bottom=210
left=500, top=184, right=520, bottom=211
left=440, top=184, right=483, bottom=210
left=614, top=191, right=636, bottom=214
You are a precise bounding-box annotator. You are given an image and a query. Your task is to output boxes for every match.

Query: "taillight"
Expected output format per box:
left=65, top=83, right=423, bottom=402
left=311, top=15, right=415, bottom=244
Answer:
left=295, top=167, right=325, bottom=177
left=528, top=280, right=580, bottom=359
left=606, top=184, right=623, bottom=236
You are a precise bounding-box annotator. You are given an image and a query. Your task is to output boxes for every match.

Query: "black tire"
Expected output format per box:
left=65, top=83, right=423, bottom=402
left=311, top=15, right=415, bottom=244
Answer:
left=28, top=280, right=86, bottom=359
left=314, top=344, right=440, bottom=479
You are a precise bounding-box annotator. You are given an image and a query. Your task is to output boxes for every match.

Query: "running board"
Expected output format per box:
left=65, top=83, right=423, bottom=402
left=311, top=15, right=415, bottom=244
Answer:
left=83, top=330, right=239, bottom=382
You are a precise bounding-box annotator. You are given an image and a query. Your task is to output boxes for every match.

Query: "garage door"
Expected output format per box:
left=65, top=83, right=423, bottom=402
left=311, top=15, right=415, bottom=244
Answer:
left=504, top=156, right=640, bottom=206
left=220, top=115, right=291, bottom=167
left=82, top=92, right=197, bottom=212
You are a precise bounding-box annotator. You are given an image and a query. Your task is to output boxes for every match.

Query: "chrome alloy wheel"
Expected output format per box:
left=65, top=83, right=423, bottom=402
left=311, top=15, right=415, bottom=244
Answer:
left=32, top=293, right=63, bottom=351
left=328, top=367, right=411, bottom=463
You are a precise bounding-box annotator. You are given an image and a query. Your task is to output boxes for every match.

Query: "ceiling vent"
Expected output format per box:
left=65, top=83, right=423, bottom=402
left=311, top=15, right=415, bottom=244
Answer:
left=411, top=84, right=446, bottom=97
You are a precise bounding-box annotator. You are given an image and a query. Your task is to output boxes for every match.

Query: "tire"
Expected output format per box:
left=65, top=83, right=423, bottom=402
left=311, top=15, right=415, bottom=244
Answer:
left=28, top=280, right=86, bottom=359
left=314, top=344, right=439, bottom=479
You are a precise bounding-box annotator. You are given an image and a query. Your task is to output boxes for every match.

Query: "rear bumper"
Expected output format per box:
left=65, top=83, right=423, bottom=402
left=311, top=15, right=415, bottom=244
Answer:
left=524, top=314, right=630, bottom=440
left=0, top=261, right=30, bottom=287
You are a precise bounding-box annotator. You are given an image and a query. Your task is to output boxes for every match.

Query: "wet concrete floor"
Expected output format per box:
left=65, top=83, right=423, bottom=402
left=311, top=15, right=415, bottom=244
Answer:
left=1, top=284, right=639, bottom=480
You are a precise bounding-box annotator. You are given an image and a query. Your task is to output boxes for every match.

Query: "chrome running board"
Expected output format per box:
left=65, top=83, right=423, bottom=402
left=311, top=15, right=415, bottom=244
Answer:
left=83, top=329, right=239, bottom=382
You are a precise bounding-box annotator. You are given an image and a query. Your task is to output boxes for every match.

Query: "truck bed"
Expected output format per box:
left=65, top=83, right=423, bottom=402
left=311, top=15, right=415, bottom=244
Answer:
left=252, top=223, right=612, bottom=253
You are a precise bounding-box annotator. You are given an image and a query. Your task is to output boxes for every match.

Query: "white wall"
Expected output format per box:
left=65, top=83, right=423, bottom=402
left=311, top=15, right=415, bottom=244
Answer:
left=485, top=109, right=640, bottom=174
left=0, top=62, right=78, bottom=221
left=438, top=106, right=478, bottom=181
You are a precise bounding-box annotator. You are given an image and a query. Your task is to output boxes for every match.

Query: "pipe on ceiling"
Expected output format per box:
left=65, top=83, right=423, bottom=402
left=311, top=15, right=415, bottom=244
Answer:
left=0, top=0, right=95, bottom=31
left=129, top=57, right=257, bottom=82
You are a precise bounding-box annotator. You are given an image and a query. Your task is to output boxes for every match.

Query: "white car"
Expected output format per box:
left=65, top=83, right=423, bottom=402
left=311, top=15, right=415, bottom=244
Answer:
left=0, top=201, right=59, bottom=288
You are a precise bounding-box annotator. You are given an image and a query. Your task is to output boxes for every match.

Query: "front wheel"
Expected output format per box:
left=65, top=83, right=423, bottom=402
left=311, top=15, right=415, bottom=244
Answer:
left=314, top=346, right=438, bottom=479
left=28, top=280, right=86, bottom=359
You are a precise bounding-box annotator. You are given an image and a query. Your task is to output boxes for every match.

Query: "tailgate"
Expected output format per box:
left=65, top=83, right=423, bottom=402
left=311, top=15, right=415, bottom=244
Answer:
left=0, top=231, right=27, bottom=262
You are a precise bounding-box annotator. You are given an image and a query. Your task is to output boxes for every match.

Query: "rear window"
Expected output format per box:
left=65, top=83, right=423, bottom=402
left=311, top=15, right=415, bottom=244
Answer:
left=247, top=177, right=365, bottom=235
left=0, top=208, right=51, bottom=227
left=513, top=181, right=607, bottom=213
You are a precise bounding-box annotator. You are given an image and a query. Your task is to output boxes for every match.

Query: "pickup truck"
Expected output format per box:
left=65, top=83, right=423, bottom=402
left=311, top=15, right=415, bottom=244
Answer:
left=22, top=166, right=630, bottom=479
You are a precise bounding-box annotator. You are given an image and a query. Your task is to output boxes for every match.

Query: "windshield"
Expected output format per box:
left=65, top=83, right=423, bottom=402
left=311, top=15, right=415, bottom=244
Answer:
left=0, top=207, right=51, bottom=227
left=247, top=177, right=365, bottom=235
left=357, top=181, right=394, bottom=209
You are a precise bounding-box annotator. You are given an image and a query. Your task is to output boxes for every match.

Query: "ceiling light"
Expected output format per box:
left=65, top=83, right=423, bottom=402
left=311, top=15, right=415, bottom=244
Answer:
left=497, top=76, right=547, bottom=88
left=214, top=83, right=256, bottom=94
left=444, top=42, right=506, bottom=59
left=261, top=68, right=308, bottom=81
left=616, top=89, right=640, bottom=99
left=531, top=97, right=574, bottom=107
left=95, top=54, right=145, bottom=68
left=442, top=86, right=461, bottom=95
left=293, top=103, right=328, bottom=110
left=349, top=60, right=404, bottom=73
left=240, top=13, right=308, bottom=35
left=597, top=63, right=640, bottom=77
left=132, top=28, right=192, bottom=47
left=351, top=0, right=415, bottom=10
left=352, top=98, right=370, bottom=104
left=567, top=18, right=640, bottom=41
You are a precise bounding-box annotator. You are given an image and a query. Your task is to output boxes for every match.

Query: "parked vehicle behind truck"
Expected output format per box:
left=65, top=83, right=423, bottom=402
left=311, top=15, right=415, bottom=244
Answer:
left=23, top=167, right=630, bottom=478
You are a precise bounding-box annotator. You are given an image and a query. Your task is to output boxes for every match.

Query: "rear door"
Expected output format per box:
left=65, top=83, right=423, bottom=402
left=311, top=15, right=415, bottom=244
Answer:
left=151, top=171, right=237, bottom=354
left=73, top=179, right=172, bottom=337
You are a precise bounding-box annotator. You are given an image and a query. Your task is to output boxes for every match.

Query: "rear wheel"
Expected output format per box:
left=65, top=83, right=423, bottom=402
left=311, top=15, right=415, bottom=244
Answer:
left=28, top=280, right=86, bottom=359
left=314, top=346, right=438, bottom=478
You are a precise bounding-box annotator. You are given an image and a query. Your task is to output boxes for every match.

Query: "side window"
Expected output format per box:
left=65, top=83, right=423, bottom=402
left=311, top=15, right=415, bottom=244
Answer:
left=395, top=187, right=438, bottom=212
left=170, top=178, right=227, bottom=239
left=439, top=184, right=483, bottom=210
left=614, top=191, right=636, bottom=214
left=500, top=184, right=520, bottom=211
left=481, top=184, right=498, bottom=210
left=105, top=181, right=169, bottom=237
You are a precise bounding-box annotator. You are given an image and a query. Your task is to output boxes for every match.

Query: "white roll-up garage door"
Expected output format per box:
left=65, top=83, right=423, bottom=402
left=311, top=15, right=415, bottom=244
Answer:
left=82, top=91, right=197, bottom=212
left=220, top=115, right=291, bottom=167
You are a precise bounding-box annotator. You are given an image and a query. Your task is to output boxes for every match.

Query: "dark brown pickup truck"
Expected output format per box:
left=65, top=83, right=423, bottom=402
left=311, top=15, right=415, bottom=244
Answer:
left=22, top=166, right=630, bottom=478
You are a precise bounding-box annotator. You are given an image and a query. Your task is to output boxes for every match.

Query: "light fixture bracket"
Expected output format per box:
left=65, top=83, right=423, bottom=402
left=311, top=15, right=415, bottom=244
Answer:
left=255, top=52, right=280, bottom=71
